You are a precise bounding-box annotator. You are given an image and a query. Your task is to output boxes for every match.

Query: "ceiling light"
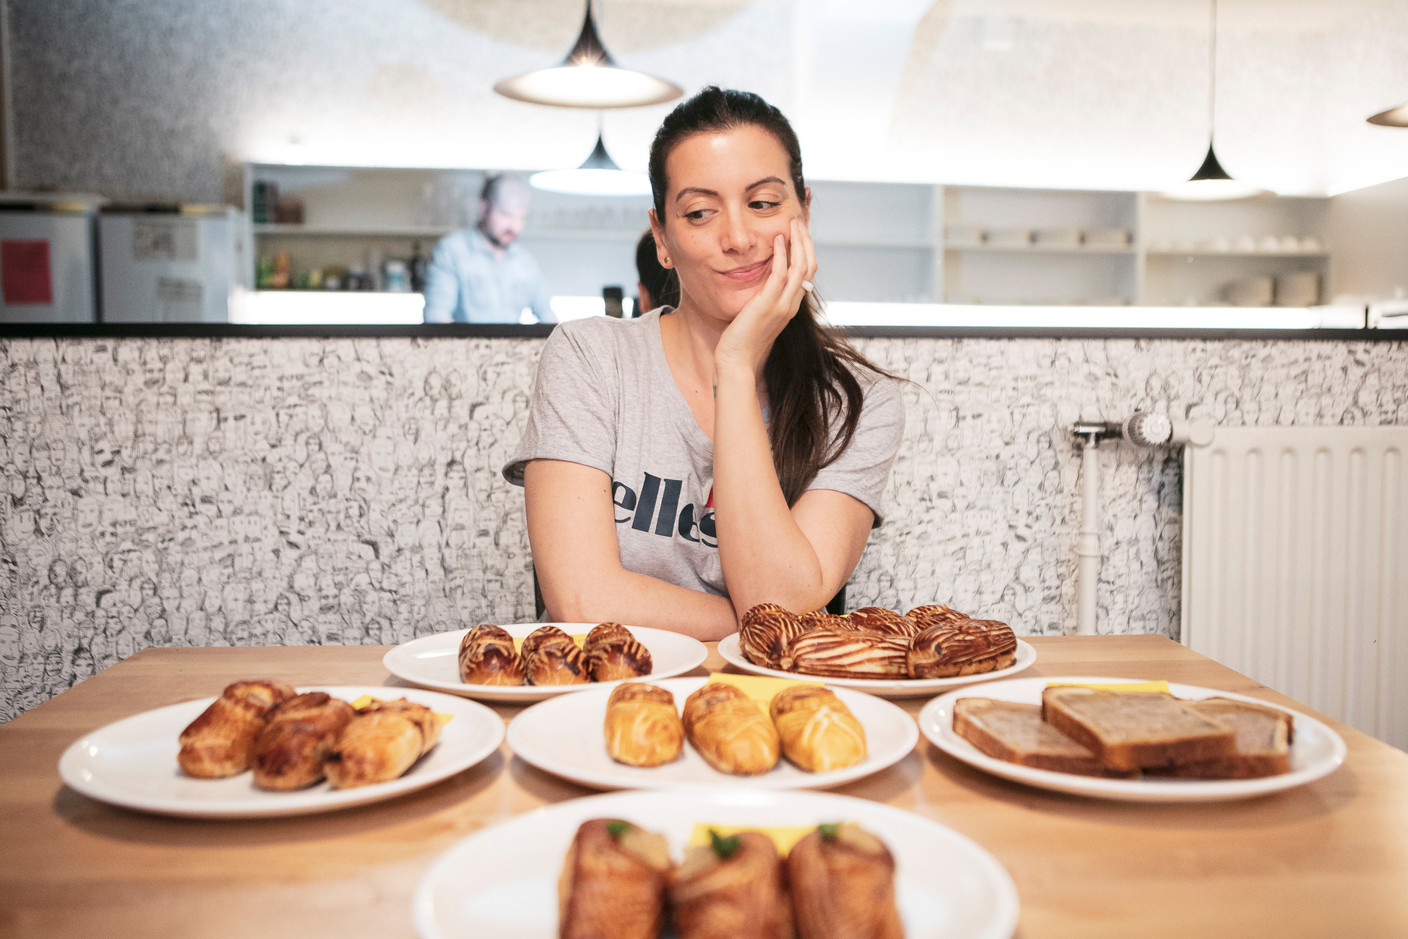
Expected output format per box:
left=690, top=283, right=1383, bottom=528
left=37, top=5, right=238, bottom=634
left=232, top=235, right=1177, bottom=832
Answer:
left=493, top=1, right=682, bottom=109
left=1163, top=0, right=1268, bottom=201
left=530, top=133, right=651, bottom=196
left=1367, top=102, right=1408, bottom=127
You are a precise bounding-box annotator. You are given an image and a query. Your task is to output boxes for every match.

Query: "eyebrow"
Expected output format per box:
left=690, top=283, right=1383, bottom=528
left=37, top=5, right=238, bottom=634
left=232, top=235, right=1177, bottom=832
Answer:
left=673, top=176, right=789, bottom=204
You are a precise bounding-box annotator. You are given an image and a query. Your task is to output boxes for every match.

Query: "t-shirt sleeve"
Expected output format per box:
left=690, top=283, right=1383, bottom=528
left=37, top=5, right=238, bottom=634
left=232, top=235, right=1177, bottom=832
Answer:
left=502, top=320, right=617, bottom=486
left=806, top=371, right=905, bottom=527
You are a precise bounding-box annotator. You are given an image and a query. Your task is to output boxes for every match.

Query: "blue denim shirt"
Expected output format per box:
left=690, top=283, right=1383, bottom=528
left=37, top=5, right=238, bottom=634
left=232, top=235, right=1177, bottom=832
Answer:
left=422, top=227, right=555, bottom=324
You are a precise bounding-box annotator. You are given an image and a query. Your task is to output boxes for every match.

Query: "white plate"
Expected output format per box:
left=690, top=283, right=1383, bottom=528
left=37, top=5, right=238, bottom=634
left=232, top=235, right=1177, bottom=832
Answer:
left=918, top=675, right=1348, bottom=803
left=718, top=633, right=1037, bottom=699
left=506, top=676, right=919, bottom=791
left=58, top=686, right=505, bottom=819
left=414, top=788, right=1018, bottom=939
left=383, top=623, right=708, bottom=703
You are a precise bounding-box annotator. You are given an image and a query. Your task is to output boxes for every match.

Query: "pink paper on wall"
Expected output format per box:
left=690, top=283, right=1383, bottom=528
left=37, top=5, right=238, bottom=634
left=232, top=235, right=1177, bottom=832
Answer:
left=2, top=240, right=54, bottom=305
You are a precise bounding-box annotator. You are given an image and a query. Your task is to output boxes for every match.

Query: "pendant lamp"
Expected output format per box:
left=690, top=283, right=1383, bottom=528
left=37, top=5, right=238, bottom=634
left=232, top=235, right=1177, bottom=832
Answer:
left=494, top=1, right=682, bottom=109
left=1367, top=102, right=1408, bottom=127
left=530, top=129, right=651, bottom=196
left=1163, top=0, right=1267, bottom=201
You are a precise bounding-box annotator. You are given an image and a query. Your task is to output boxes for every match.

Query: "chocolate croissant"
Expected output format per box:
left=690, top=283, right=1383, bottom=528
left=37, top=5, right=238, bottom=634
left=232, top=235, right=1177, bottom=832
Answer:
left=907, top=616, right=1017, bottom=679
left=769, top=685, right=867, bottom=773
left=521, top=625, right=591, bottom=686
left=738, top=603, right=808, bottom=670
left=788, top=629, right=909, bottom=679
left=845, top=606, right=919, bottom=639
left=787, top=823, right=904, bottom=939
left=670, top=830, right=793, bottom=939
left=458, top=624, right=525, bottom=685
left=903, top=603, right=970, bottom=633
left=559, top=818, right=673, bottom=939
left=324, top=697, right=443, bottom=788
left=177, top=679, right=296, bottom=778
left=681, top=683, right=779, bottom=776
left=584, top=622, right=653, bottom=682
left=252, top=691, right=356, bottom=790
left=604, top=682, right=684, bottom=768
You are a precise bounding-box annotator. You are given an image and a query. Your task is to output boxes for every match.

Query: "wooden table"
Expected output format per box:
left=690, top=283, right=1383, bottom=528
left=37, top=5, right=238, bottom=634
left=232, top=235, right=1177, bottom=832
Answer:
left=1, top=635, right=1405, bottom=938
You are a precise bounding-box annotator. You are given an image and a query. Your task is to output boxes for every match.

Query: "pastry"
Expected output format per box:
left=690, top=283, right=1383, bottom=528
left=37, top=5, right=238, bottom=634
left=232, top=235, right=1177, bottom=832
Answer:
left=681, top=682, right=780, bottom=775
left=458, top=624, right=525, bottom=685
left=737, top=603, right=808, bottom=670
left=845, top=606, right=918, bottom=638
left=769, top=685, right=867, bottom=773
left=798, top=609, right=849, bottom=632
left=670, top=830, right=792, bottom=939
left=583, top=622, right=653, bottom=682
left=324, top=697, right=443, bottom=788
left=907, top=616, right=1016, bottom=678
left=788, top=629, right=909, bottom=679
left=787, top=823, right=904, bottom=939
left=177, top=679, right=296, bottom=778
left=903, top=603, right=969, bottom=633
left=521, top=625, right=590, bottom=686
left=559, top=818, right=672, bottom=939
left=604, top=682, right=685, bottom=768
left=251, top=691, right=356, bottom=791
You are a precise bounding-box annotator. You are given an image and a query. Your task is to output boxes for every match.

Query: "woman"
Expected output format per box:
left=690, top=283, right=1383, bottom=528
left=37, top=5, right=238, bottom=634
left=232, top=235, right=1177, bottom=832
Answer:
left=503, top=87, right=903, bottom=640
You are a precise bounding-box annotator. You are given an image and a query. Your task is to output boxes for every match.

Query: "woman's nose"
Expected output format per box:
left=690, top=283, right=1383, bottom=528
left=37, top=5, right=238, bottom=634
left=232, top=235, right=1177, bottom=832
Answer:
left=718, top=208, right=754, bottom=253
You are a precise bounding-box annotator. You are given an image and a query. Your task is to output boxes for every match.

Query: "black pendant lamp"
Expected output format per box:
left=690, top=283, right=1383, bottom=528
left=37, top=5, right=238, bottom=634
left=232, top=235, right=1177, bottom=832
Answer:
left=1164, top=0, right=1267, bottom=200
left=494, top=1, right=682, bottom=109
left=530, top=123, right=650, bottom=196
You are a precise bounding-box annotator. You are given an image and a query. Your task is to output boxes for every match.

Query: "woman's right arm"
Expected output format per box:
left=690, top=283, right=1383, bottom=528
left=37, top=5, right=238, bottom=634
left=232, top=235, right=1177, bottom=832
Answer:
left=524, top=459, right=739, bottom=641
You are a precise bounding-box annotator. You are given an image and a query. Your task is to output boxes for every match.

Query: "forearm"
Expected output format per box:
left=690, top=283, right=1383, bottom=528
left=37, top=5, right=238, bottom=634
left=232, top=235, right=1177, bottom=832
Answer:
left=540, top=565, right=737, bottom=641
left=710, top=365, right=830, bottom=617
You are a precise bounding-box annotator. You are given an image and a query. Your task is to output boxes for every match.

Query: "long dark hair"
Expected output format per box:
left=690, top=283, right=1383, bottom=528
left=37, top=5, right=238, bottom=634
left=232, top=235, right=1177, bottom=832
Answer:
left=648, top=86, right=894, bottom=505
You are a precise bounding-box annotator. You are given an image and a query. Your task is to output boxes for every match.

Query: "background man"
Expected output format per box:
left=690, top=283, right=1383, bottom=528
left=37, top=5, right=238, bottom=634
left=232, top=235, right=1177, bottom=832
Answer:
left=422, top=174, right=555, bottom=324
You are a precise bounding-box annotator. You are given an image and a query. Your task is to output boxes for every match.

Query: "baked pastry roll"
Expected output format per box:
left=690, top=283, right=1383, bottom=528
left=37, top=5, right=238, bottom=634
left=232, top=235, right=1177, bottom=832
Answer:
left=789, top=629, right=909, bottom=679
left=769, top=685, right=867, bottom=773
left=252, top=691, right=356, bottom=790
left=903, top=603, right=969, bottom=633
left=787, top=823, right=904, bottom=939
left=584, top=622, right=653, bottom=682
left=738, top=603, right=808, bottom=670
left=458, top=624, right=525, bottom=685
left=559, top=818, right=672, bottom=939
left=522, top=625, right=590, bottom=686
left=845, top=606, right=918, bottom=639
left=670, top=830, right=793, bottom=939
left=907, top=617, right=1017, bottom=679
left=798, top=609, right=849, bottom=632
left=604, top=682, right=684, bottom=767
left=177, top=679, right=296, bottom=778
left=681, top=682, right=780, bottom=775
left=324, top=697, right=443, bottom=788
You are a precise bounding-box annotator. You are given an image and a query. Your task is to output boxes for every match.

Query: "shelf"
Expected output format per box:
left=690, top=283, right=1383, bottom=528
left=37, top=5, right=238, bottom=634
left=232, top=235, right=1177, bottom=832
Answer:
left=945, top=243, right=1137, bottom=255
left=254, top=224, right=452, bottom=237
left=1145, top=250, right=1328, bottom=259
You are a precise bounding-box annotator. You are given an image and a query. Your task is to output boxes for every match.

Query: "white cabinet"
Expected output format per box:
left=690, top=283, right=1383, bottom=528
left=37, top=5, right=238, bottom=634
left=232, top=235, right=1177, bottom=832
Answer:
left=242, top=164, right=1335, bottom=310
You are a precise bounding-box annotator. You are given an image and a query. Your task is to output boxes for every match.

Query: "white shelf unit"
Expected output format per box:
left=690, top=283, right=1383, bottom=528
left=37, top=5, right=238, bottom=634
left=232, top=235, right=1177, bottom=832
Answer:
left=242, top=165, right=1335, bottom=311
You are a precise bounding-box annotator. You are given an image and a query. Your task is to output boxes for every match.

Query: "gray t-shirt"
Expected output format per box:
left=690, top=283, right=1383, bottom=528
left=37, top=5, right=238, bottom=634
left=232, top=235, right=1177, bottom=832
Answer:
left=502, top=310, right=904, bottom=597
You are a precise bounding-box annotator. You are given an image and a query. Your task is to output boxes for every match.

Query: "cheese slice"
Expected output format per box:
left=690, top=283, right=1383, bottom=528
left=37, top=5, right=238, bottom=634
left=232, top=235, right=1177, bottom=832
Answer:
left=1045, top=680, right=1171, bottom=694
left=688, top=823, right=820, bottom=857
left=350, top=694, right=454, bottom=729
left=706, top=672, right=824, bottom=705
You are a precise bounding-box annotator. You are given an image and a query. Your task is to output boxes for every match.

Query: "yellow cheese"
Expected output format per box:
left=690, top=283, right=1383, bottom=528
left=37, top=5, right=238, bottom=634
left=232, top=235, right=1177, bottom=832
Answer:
left=349, top=694, right=453, bottom=728
left=705, top=672, right=824, bottom=706
left=1045, top=680, right=1172, bottom=694
left=687, top=823, right=820, bottom=857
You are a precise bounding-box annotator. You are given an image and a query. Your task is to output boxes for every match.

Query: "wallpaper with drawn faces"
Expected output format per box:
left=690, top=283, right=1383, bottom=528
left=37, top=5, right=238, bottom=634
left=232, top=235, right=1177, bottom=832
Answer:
left=1, top=333, right=1405, bottom=721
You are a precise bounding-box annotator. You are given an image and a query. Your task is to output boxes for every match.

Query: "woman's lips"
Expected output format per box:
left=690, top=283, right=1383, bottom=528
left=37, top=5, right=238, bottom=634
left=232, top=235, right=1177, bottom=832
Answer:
left=721, top=258, right=771, bottom=283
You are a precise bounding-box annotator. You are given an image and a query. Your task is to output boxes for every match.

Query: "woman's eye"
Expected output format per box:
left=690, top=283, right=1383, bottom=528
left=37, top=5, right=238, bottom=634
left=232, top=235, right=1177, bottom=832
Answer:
left=682, top=209, right=710, bottom=222
left=750, top=200, right=782, bottom=211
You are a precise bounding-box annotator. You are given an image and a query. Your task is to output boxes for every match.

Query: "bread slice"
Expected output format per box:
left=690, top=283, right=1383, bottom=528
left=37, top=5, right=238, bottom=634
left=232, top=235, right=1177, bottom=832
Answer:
left=1040, top=686, right=1237, bottom=772
left=1145, top=697, right=1293, bottom=779
left=952, top=698, right=1130, bottom=777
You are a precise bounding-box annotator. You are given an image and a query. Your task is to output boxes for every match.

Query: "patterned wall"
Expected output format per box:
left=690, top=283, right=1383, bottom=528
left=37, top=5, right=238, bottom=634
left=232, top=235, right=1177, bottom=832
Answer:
left=2, top=333, right=1405, bottom=721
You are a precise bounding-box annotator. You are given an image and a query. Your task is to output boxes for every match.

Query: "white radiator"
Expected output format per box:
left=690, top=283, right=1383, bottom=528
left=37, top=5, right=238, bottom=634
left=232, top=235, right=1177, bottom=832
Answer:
left=1182, top=426, right=1408, bottom=750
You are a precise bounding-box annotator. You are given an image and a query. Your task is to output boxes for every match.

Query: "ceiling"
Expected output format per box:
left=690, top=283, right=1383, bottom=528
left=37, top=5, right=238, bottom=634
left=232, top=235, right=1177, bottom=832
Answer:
left=12, top=0, right=1408, bottom=198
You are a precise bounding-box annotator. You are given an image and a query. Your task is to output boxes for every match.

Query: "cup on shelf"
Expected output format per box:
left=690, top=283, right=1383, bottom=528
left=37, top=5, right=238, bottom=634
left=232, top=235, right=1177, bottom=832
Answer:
left=1299, top=235, right=1324, bottom=252
left=1258, top=234, right=1282, bottom=253
left=1232, top=235, right=1257, bottom=253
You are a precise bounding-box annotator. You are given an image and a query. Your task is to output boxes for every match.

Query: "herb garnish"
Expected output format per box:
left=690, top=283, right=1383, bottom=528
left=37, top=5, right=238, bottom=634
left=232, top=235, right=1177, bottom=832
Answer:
left=606, top=820, right=631, bottom=841
left=709, top=829, right=742, bottom=859
left=818, top=822, right=841, bottom=842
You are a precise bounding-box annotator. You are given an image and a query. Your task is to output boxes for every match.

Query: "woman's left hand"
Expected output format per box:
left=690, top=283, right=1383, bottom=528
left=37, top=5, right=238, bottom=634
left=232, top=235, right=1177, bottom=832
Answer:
left=714, top=217, right=817, bottom=379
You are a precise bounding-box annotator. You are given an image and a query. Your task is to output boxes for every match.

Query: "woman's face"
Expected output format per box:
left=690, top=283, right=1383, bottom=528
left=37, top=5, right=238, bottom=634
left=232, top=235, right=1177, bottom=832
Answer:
left=652, top=123, right=809, bottom=322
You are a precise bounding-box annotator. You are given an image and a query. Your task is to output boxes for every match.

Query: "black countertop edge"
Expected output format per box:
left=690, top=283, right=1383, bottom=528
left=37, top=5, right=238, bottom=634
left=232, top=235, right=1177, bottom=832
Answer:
left=0, top=323, right=1403, bottom=342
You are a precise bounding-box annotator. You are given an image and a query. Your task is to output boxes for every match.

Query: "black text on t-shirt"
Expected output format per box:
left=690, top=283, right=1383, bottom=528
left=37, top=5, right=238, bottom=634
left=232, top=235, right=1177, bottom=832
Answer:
left=612, top=473, right=717, bottom=547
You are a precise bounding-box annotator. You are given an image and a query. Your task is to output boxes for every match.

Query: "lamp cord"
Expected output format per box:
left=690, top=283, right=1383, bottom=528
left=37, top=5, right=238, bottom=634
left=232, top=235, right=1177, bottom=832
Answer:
left=1208, top=0, right=1218, bottom=144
